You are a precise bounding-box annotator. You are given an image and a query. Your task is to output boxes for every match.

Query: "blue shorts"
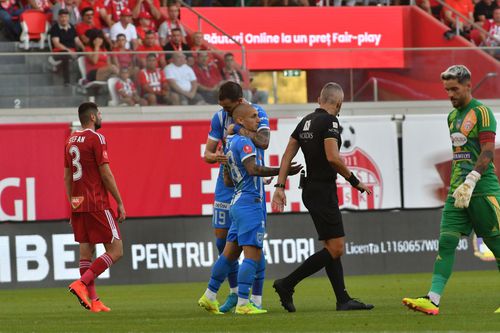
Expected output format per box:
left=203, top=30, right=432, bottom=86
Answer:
left=212, top=201, right=231, bottom=229
left=227, top=197, right=266, bottom=248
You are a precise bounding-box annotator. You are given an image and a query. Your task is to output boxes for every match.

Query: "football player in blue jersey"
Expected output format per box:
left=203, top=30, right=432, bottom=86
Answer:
left=202, top=82, right=270, bottom=312
left=199, top=103, right=302, bottom=314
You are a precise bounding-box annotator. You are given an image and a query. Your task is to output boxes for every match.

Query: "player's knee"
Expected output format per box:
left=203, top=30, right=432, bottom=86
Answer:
left=325, top=244, right=344, bottom=258
left=438, top=232, right=460, bottom=251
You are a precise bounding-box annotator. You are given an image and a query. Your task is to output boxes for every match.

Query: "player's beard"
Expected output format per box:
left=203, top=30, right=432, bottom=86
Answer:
left=95, top=120, right=102, bottom=130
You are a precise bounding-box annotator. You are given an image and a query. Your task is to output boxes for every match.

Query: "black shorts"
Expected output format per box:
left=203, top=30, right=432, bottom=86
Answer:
left=302, top=180, right=345, bottom=241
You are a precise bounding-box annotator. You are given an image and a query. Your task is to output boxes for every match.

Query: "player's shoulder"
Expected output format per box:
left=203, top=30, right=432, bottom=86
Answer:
left=211, top=109, right=226, bottom=122
left=84, top=129, right=107, bottom=144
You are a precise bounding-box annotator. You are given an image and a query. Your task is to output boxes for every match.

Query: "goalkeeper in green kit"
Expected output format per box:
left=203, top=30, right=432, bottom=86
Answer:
left=402, top=65, right=500, bottom=315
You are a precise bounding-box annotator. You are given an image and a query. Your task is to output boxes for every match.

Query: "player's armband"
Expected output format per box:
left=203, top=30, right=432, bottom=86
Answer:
left=479, top=131, right=495, bottom=144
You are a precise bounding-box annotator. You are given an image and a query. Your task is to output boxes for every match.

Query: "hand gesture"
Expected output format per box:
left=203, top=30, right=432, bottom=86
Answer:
left=354, top=182, right=372, bottom=194
left=215, top=145, right=228, bottom=164
left=272, top=188, right=286, bottom=212
left=288, top=161, right=303, bottom=175
left=117, top=203, right=126, bottom=223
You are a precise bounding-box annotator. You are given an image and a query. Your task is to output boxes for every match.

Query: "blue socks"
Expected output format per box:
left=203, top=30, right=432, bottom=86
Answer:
left=208, top=255, right=233, bottom=293
left=237, top=258, right=258, bottom=300
left=215, top=237, right=239, bottom=289
left=251, top=253, right=266, bottom=296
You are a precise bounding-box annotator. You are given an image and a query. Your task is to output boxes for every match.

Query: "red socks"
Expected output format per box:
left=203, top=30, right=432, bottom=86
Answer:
left=80, top=254, right=114, bottom=289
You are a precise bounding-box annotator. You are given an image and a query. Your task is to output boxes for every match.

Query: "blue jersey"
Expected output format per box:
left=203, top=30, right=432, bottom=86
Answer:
left=226, top=135, right=264, bottom=203
left=207, top=104, right=269, bottom=205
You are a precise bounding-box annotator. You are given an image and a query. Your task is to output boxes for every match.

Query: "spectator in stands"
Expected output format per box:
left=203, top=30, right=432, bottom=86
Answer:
left=443, top=0, right=474, bottom=37
left=0, top=0, right=23, bottom=41
left=165, top=51, right=205, bottom=105
left=189, top=31, right=216, bottom=66
left=106, top=0, right=130, bottom=24
left=474, top=0, right=498, bottom=22
left=158, top=2, right=186, bottom=47
left=111, top=33, right=136, bottom=76
left=28, top=0, right=52, bottom=13
left=115, top=66, right=147, bottom=105
left=110, top=8, right=138, bottom=49
left=135, top=11, right=156, bottom=42
left=52, top=0, right=81, bottom=26
left=480, top=7, right=500, bottom=58
left=76, top=7, right=96, bottom=45
left=220, top=52, right=268, bottom=105
left=79, top=0, right=113, bottom=30
left=50, top=8, right=84, bottom=85
left=193, top=52, right=223, bottom=104
left=138, top=53, right=179, bottom=105
left=136, top=30, right=165, bottom=68
left=84, top=29, right=119, bottom=81
left=163, top=28, right=189, bottom=62
left=129, top=0, right=162, bottom=23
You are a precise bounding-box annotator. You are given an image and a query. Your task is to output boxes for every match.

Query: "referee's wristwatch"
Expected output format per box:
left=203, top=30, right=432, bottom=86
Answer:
left=274, top=183, right=285, bottom=189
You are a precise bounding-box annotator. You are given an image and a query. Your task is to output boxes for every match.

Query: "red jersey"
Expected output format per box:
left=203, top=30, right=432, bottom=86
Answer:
left=105, top=0, right=129, bottom=22
left=64, top=129, right=110, bottom=212
left=76, top=22, right=94, bottom=38
left=138, top=68, right=166, bottom=94
left=193, top=63, right=222, bottom=89
left=79, top=0, right=106, bottom=29
left=84, top=46, right=108, bottom=73
left=115, top=78, right=136, bottom=96
left=136, top=44, right=162, bottom=61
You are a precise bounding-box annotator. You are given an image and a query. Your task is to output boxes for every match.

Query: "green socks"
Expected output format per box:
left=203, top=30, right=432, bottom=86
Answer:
left=429, top=232, right=460, bottom=296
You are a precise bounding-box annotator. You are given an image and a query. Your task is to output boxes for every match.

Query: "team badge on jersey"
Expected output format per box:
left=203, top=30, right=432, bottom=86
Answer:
left=103, top=150, right=108, bottom=159
left=71, top=196, right=84, bottom=209
left=243, top=145, right=253, bottom=154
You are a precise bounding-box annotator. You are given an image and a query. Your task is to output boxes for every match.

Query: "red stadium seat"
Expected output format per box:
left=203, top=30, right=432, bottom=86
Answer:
left=19, top=10, right=50, bottom=50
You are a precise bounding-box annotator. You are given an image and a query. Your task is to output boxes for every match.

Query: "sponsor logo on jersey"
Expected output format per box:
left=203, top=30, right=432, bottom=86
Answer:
left=453, top=152, right=471, bottom=160
left=213, top=201, right=230, bottom=209
left=463, top=121, right=473, bottom=131
left=243, top=145, right=253, bottom=154
left=103, top=150, right=108, bottom=160
left=299, top=132, right=314, bottom=139
left=450, top=132, right=467, bottom=147
left=71, top=196, right=84, bottom=209
left=256, top=232, right=264, bottom=244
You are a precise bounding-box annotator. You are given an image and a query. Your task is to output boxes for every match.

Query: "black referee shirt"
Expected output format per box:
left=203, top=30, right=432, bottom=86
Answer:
left=291, top=108, right=342, bottom=182
left=49, top=23, right=77, bottom=49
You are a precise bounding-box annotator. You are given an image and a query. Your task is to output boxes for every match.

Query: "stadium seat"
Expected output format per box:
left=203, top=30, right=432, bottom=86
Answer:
left=107, top=77, right=127, bottom=106
left=47, top=35, right=62, bottom=72
left=19, top=10, right=50, bottom=50
left=77, top=56, right=107, bottom=102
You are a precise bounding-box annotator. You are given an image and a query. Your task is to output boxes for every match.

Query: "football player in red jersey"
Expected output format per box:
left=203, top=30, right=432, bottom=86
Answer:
left=64, top=102, right=126, bottom=313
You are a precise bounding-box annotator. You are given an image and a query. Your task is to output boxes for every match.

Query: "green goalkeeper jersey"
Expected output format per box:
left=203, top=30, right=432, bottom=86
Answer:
left=447, top=98, right=500, bottom=196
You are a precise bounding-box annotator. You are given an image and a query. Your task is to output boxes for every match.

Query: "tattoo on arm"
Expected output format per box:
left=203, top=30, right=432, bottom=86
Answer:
left=475, top=149, right=494, bottom=174
left=240, top=128, right=270, bottom=150
left=243, top=156, right=279, bottom=177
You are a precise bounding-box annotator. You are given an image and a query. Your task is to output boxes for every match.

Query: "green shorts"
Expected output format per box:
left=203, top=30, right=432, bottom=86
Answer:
left=441, top=195, right=500, bottom=238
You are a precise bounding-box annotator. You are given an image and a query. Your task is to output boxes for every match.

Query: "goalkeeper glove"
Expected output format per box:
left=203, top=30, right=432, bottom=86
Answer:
left=452, top=170, right=481, bottom=208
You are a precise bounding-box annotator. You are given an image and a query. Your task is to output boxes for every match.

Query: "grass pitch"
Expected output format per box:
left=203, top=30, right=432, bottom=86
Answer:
left=0, top=270, right=498, bottom=333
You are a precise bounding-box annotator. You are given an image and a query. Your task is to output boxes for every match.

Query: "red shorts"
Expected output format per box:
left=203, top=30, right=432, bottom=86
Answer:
left=71, top=209, right=121, bottom=244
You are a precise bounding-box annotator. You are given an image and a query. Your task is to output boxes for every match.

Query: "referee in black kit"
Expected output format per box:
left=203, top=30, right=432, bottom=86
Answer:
left=271, top=82, right=374, bottom=312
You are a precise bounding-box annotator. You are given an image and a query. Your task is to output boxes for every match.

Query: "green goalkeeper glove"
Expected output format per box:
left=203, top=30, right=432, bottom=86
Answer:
left=452, top=170, right=481, bottom=208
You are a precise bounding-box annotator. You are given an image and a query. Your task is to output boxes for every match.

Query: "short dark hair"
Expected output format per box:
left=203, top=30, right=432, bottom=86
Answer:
left=218, top=81, right=242, bottom=102
left=78, top=102, right=98, bottom=125
left=224, top=52, right=234, bottom=60
left=117, top=33, right=126, bottom=39
left=147, top=53, right=157, bottom=60
left=171, top=28, right=182, bottom=34
left=145, top=30, right=155, bottom=36
left=81, top=7, right=94, bottom=17
left=58, top=8, right=69, bottom=16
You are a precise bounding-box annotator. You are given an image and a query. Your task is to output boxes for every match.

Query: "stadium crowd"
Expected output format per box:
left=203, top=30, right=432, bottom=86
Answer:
left=0, top=0, right=498, bottom=105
